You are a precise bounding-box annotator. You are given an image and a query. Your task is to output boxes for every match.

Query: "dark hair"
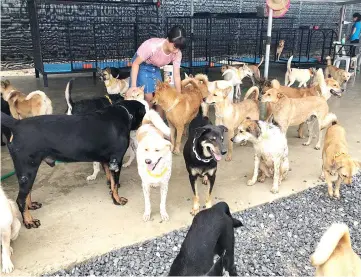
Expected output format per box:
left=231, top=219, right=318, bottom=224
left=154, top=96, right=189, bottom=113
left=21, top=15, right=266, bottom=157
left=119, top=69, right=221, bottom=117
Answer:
left=353, top=13, right=361, bottom=22
left=167, top=26, right=186, bottom=50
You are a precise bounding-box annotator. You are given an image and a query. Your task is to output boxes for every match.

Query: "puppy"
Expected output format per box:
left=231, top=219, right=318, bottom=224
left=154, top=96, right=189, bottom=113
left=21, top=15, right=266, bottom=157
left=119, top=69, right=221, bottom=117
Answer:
left=321, top=121, right=360, bottom=199
left=136, top=110, right=172, bottom=221
left=284, top=56, right=315, bottom=87
left=232, top=119, right=289, bottom=193
left=325, top=56, right=351, bottom=88
left=1, top=96, right=11, bottom=146
left=153, top=80, right=205, bottom=154
left=169, top=202, right=243, bottom=276
left=205, top=85, right=260, bottom=161
left=1, top=79, right=53, bottom=119
left=276, top=40, right=285, bottom=61
left=261, top=88, right=337, bottom=150
left=97, top=67, right=130, bottom=80
left=183, top=111, right=228, bottom=215
left=1, top=101, right=145, bottom=229
left=97, top=67, right=129, bottom=96
left=311, top=223, right=361, bottom=277
left=0, top=185, right=21, bottom=274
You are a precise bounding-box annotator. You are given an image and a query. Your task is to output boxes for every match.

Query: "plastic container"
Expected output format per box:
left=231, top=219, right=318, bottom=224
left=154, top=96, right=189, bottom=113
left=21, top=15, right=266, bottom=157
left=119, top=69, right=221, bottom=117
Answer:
left=341, top=34, right=346, bottom=45
left=163, top=65, right=174, bottom=86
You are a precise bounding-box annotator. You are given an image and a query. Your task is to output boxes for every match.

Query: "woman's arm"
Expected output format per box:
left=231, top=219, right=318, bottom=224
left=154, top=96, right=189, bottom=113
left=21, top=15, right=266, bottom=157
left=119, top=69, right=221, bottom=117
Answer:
left=173, top=65, right=182, bottom=94
left=131, top=56, right=144, bottom=88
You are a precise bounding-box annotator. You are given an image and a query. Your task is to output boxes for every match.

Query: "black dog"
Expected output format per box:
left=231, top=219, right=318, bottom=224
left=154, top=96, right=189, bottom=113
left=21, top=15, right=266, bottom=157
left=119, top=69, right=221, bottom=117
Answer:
left=1, top=100, right=145, bottom=229
left=183, top=111, right=228, bottom=216
left=1, top=96, right=11, bottom=146
left=169, top=202, right=243, bottom=276
left=64, top=79, right=124, bottom=115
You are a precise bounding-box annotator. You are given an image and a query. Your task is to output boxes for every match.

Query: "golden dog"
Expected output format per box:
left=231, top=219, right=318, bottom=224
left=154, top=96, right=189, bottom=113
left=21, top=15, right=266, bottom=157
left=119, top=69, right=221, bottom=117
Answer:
left=325, top=56, right=351, bottom=87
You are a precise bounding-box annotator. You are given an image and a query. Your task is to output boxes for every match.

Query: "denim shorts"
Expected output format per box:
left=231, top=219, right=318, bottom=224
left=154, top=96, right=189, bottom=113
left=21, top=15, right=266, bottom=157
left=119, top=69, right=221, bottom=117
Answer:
left=130, top=54, right=162, bottom=94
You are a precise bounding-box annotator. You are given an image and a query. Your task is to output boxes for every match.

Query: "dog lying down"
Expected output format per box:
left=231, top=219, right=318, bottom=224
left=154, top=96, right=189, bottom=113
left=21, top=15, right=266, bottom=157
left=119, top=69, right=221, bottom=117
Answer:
left=1, top=101, right=145, bottom=229
left=311, top=223, right=361, bottom=277
left=169, top=202, right=243, bottom=276
left=0, top=185, right=21, bottom=273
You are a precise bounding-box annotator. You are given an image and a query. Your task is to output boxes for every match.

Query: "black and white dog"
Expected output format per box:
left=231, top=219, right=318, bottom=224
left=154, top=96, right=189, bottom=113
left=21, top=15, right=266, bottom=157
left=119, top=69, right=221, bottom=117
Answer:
left=1, top=100, right=145, bottom=229
left=169, top=202, right=243, bottom=276
left=183, top=111, right=228, bottom=216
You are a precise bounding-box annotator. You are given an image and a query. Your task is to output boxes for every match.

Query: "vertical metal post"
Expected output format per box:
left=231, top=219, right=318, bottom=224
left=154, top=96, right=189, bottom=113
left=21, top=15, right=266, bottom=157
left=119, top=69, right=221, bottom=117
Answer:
left=338, top=5, right=345, bottom=42
left=264, top=8, right=273, bottom=80
left=190, top=0, right=194, bottom=69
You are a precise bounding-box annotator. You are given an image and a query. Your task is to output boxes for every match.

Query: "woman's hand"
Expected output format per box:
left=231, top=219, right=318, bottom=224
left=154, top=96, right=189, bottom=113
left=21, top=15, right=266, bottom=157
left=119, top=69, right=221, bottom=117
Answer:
left=173, top=66, right=182, bottom=94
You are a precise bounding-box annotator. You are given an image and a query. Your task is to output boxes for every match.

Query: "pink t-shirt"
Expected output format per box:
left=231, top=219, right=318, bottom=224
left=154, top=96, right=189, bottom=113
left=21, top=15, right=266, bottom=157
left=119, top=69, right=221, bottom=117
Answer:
left=136, top=38, right=182, bottom=68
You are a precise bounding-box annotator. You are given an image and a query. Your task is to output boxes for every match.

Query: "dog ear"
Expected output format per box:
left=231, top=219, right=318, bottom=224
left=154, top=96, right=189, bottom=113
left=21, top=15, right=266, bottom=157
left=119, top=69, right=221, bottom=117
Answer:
left=217, top=125, right=228, bottom=133
left=222, top=86, right=232, bottom=98
left=96, top=67, right=102, bottom=73
left=246, top=121, right=261, bottom=138
left=194, top=127, right=208, bottom=139
left=184, top=72, right=189, bottom=79
left=271, top=79, right=281, bottom=89
left=140, top=85, right=145, bottom=91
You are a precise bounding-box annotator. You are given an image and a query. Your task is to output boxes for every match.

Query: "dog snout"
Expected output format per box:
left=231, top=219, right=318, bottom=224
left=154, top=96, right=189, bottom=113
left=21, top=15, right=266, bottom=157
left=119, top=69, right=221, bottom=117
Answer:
left=341, top=89, right=345, bottom=92
left=145, top=159, right=152, bottom=164
left=230, top=138, right=234, bottom=142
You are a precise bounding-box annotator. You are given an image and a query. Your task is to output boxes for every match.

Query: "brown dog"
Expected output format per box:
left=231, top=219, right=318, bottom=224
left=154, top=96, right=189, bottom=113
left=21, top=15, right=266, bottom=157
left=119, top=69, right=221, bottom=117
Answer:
left=205, top=85, right=260, bottom=161
left=321, top=121, right=360, bottom=199
left=261, top=88, right=337, bottom=150
left=311, top=223, right=361, bottom=277
left=153, top=80, right=206, bottom=154
left=325, top=56, right=351, bottom=87
left=1, top=80, right=53, bottom=119
left=276, top=40, right=285, bottom=61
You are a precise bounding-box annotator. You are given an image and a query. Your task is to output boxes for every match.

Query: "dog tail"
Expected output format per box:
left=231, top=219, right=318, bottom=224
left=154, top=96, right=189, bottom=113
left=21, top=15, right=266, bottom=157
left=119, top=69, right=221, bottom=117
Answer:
left=181, top=78, right=200, bottom=89
left=222, top=68, right=237, bottom=82
left=320, top=113, right=338, bottom=130
left=311, top=223, right=352, bottom=267
left=326, top=56, right=332, bottom=66
left=244, top=86, right=259, bottom=101
left=1, top=112, right=17, bottom=129
left=194, top=73, right=209, bottom=86
left=143, top=109, right=170, bottom=138
left=65, top=79, right=74, bottom=115
left=257, top=56, right=264, bottom=68
left=287, top=56, right=293, bottom=73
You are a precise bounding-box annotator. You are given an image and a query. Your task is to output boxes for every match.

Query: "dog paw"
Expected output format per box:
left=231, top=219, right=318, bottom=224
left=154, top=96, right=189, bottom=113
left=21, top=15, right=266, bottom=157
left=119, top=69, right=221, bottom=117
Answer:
left=205, top=201, right=212, bottom=209
left=270, top=186, right=279, bottom=194
left=1, top=258, right=14, bottom=274
left=314, top=145, right=321, bottom=150
left=122, top=162, right=131, bottom=168
left=225, top=155, right=232, bottom=162
left=334, top=192, right=340, bottom=199
left=172, top=149, right=181, bottom=155
left=302, top=142, right=310, bottom=146
left=24, top=219, right=41, bottom=229
left=160, top=211, right=169, bottom=221
left=143, top=212, right=151, bottom=222
left=257, top=176, right=266, bottom=183
left=247, top=180, right=256, bottom=186
left=112, top=195, right=128, bottom=206
left=191, top=207, right=200, bottom=216
left=86, top=175, right=96, bottom=181
left=28, top=201, right=42, bottom=210
left=319, top=175, right=325, bottom=182
left=328, top=190, right=334, bottom=198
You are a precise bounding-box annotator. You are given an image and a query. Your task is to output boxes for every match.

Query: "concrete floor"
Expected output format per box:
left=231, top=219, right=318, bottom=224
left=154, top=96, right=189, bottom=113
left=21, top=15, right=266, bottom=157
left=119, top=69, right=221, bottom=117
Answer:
left=1, top=67, right=361, bottom=275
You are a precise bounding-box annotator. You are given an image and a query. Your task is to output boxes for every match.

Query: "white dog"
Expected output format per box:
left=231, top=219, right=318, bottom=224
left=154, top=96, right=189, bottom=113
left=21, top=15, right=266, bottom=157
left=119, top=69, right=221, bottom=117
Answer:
left=232, top=119, right=289, bottom=193
left=222, top=68, right=243, bottom=102
left=136, top=110, right=172, bottom=221
left=285, top=56, right=315, bottom=88
left=86, top=87, right=149, bottom=181
left=0, top=185, right=21, bottom=274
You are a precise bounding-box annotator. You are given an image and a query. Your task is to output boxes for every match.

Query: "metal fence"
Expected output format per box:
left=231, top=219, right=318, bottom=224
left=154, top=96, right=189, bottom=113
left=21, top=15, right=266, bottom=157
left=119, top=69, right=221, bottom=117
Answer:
left=28, top=0, right=160, bottom=87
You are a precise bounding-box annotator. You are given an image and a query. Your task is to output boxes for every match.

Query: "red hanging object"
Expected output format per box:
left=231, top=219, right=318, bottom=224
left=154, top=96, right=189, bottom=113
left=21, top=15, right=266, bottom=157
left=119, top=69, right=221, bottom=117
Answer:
left=156, top=0, right=161, bottom=8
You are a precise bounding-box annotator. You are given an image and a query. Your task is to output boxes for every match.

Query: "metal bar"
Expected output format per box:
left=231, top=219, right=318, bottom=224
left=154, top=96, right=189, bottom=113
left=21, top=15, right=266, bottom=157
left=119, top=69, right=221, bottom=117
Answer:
left=43, top=0, right=157, bottom=6
left=338, top=5, right=346, bottom=41
left=264, top=9, right=273, bottom=80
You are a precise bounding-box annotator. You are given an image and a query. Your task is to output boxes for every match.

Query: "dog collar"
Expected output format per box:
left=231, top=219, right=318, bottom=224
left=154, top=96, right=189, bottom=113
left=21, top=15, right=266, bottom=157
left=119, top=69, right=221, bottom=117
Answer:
left=119, top=105, right=133, bottom=121
left=146, top=166, right=168, bottom=178
left=192, top=138, right=212, bottom=163
left=105, top=95, right=113, bottom=105
left=166, top=98, right=180, bottom=112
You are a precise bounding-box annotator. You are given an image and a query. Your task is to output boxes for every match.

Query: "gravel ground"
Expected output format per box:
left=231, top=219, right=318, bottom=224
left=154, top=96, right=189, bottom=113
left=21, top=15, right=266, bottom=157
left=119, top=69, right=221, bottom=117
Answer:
left=48, top=174, right=361, bottom=276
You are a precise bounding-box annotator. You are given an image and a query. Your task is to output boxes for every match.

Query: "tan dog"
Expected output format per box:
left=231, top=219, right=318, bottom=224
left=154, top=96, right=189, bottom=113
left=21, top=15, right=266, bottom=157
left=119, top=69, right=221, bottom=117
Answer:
left=153, top=80, right=205, bottom=154
left=205, top=85, right=260, bottom=161
left=276, top=40, right=285, bottom=61
left=261, top=88, right=337, bottom=150
left=98, top=67, right=129, bottom=96
left=1, top=80, right=53, bottom=119
left=0, top=185, right=21, bottom=274
left=321, top=121, right=360, bottom=199
left=325, top=56, right=351, bottom=87
left=311, top=223, right=361, bottom=277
